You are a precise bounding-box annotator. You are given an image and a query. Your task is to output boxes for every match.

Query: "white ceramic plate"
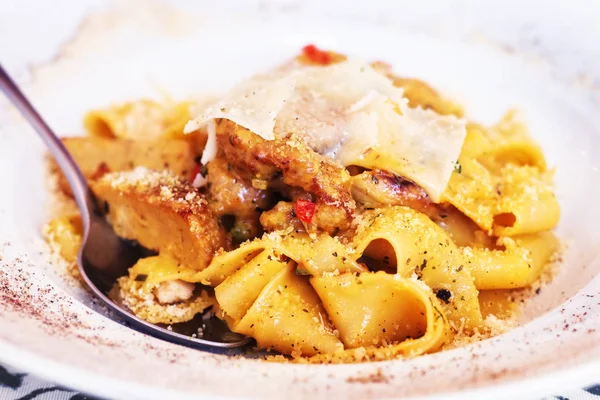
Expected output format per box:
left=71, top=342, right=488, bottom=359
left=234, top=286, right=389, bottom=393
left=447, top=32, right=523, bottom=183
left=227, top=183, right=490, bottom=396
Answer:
left=1, top=1, right=600, bottom=399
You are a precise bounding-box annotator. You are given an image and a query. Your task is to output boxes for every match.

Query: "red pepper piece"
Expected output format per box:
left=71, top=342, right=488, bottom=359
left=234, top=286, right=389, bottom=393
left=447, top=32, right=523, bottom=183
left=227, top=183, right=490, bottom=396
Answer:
left=294, top=199, right=316, bottom=224
left=302, top=44, right=331, bottom=65
left=190, top=163, right=201, bottom=181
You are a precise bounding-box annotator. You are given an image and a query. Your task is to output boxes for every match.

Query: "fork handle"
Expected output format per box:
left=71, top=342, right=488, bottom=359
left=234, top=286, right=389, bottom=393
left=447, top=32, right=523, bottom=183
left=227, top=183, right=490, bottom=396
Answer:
left=0, top=64, right=94, bottom=222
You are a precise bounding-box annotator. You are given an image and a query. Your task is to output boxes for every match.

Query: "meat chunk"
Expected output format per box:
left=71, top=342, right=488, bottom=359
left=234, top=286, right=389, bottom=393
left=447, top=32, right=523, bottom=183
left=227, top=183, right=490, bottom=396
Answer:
left=352, top=169, right=494, bottom=248
left=205, top=156, right=271, bottom=242
left=216, top=119, right=355, bottom=233
left=53, top=137, right=198, bottom=194
left=92, top=168, right=228, bottom=271
left=260, top=201, right=304, bottom=232
left=206, top=156, right=270, bottom=218
left=351, top=169, right=434, bottom=214
left=153, top=280, right=195, bottom=304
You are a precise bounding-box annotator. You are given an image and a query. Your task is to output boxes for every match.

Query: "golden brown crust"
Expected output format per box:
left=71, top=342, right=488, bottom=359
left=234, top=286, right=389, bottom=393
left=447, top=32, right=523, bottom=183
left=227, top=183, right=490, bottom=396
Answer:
left=351, top=169, right=494, bottom=248
left=216, top=119, right=356, bottom=233
left=54, top=137, right=198, bottom=194
left=92, top=168, right=228, bottom=271
left=351, top=169, right=433, bottom=213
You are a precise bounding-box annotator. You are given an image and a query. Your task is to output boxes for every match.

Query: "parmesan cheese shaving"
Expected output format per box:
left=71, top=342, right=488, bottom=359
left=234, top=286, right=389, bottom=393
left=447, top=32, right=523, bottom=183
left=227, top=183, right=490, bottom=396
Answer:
left=200, top=120, right=217, bottom=165
left=186, top=59, right=467, bottom=202
left=184, top=73, right=297, bottom=140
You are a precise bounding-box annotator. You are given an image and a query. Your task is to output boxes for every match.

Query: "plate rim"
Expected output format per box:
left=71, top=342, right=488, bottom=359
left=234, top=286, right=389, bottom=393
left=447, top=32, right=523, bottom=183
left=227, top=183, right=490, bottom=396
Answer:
left=2, top=1, right=600, bottom=399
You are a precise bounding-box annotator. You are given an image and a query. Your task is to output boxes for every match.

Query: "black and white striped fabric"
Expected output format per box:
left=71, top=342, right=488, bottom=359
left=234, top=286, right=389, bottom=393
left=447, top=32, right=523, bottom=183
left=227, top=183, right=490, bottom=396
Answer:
left=0, top=363, right=598, bottom=400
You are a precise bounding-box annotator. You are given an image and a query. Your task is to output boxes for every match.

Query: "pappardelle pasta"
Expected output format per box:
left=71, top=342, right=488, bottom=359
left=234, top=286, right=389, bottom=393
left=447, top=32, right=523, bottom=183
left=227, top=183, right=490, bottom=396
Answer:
left=44, top=45, right=560, bottom=363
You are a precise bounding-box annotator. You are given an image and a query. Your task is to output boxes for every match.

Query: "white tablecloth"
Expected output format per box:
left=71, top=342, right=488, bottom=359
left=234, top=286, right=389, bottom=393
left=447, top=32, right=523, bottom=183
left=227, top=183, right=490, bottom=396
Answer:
left=1, top=363, right=599, bottom=400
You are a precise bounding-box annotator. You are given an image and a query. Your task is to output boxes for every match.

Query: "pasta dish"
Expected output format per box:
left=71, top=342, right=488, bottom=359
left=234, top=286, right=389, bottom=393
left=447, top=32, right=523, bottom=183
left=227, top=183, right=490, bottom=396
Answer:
left=44, top=45, right=561, bottom=363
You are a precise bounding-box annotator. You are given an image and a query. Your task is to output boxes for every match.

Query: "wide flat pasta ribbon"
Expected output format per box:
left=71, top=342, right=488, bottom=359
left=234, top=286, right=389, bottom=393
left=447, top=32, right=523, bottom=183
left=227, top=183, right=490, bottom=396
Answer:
left=442, top=114, right=559, bottom=236
left=353, top=207, right=484, bottom=330
left=197, top=231, right=449, bottom=360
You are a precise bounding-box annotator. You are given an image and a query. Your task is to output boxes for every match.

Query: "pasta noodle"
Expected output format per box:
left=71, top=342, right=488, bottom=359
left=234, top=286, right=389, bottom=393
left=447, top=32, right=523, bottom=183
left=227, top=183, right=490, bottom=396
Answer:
left=84, top=100, right=192, bottom=140
left=353, top=207, right=483, bottom=330
left=465, top=232, right=559, bottom=290
left=442, top=115, right=560, bottom=236
left=198, top=232, right=448, bottom=361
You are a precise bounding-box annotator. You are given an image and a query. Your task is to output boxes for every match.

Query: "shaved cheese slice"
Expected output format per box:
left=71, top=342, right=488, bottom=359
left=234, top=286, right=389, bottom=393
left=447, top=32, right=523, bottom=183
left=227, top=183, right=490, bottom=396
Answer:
left=184, top=72, right=297, bottom=140
left=337, top=100, right=467, bottom=201
left=185, top=59, right=467, bottom=202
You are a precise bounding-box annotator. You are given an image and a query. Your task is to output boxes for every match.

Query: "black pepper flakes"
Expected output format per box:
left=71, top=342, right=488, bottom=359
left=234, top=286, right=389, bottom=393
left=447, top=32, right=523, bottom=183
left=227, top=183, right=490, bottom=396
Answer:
left=435, top=289, right=452, bottom=304
left=454, top=161, right=462, bottom=174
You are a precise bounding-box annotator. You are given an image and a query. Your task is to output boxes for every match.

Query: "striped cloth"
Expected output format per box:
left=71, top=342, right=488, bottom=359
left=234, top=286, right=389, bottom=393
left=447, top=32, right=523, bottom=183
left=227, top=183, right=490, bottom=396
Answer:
left=0, top=363, right=599, bottom=400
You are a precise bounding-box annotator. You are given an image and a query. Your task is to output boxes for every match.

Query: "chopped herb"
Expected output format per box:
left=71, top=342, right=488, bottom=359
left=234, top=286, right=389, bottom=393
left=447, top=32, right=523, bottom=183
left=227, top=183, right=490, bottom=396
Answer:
left=332, top=252, right=338, bottom=257
left=454, top=161, right=462, bottom=174
left=296, top=267, right=311, bottom=276
left=231, top=225, right=252, bottom=243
